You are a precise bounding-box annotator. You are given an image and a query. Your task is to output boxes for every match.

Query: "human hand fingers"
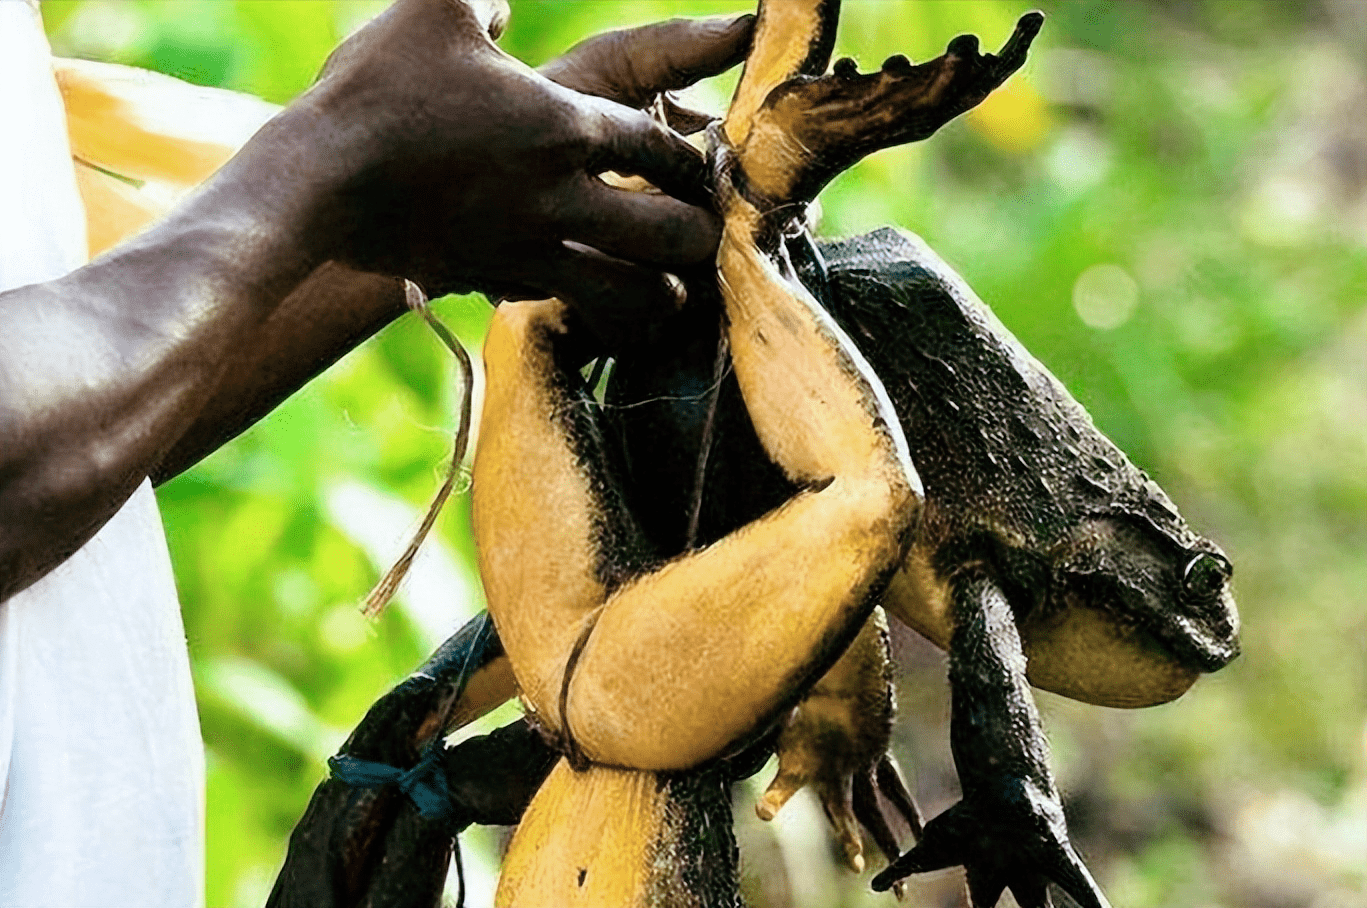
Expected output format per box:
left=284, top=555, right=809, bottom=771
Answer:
left=316, top=0, right=502, bottom=85
left=521, top=242, right=685, bottom=352
left=539, top=15, right=754, bottom=108
left=561, top=177, right=720, bottom=267
left=582, top=100, right=711, bottom=206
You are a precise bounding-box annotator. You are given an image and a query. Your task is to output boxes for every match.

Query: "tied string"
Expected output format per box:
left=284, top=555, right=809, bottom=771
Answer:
left=328, top=743, right=455, bottom=822
left=554, top=608, right=604, bottom=772
left=327, top=613, right=496, bottom=824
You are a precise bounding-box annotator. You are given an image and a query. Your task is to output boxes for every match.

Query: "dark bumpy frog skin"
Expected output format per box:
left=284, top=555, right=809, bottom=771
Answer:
left=466, top=8, right=1237, bottom=903
left=601, top=222, right=1239, bottom=906
left=814, top=229, right=1239, bottom=690
left=605, top=228, right=1240, bottom=702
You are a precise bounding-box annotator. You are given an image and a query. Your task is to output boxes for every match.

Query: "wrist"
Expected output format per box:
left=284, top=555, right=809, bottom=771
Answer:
left=163, top=96, right=358, bottom=302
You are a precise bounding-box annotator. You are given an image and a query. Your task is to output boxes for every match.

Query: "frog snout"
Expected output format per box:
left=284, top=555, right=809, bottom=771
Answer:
left=1172, top=593, right=1241, bottom=673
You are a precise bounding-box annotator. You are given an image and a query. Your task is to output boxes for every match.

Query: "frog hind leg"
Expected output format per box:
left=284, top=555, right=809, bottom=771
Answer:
left=870, top=569, right=1111, bottom=908
left=473, top=283, right=919, bottom=772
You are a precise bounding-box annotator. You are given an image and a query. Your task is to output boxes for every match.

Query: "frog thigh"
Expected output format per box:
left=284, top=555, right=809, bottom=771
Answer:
left=473, top=291, right=918, bottom=772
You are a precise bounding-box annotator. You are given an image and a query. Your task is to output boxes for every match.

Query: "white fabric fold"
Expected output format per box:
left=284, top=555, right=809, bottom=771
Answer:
left=0, top=3, right=204, bottom=905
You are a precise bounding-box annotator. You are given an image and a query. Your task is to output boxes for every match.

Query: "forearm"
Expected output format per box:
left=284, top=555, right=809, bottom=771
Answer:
left=0, top=99, right=347, bottom=599
left=151, top=262, right=406, bottom=484
left=946, top=569, right=1055, bottom=796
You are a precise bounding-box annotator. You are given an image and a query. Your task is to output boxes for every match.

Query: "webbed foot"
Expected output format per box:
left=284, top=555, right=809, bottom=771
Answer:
left=755, top=610, right=924, bottom=893
left=870, top=780, right=1109, bottom=908
left=734, top=11, right=1045, bottom=205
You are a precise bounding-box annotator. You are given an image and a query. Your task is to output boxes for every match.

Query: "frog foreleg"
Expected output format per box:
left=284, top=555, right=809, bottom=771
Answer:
left=871, top=569, right=1110, bottom=908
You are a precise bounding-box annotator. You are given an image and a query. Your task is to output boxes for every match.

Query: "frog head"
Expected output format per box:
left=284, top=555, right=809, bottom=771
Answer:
left=1020, top=484, right=1240, bottom=708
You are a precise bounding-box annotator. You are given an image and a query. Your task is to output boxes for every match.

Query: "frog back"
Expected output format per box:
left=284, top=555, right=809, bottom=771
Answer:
left=815, top=227, right=1152, bottom=561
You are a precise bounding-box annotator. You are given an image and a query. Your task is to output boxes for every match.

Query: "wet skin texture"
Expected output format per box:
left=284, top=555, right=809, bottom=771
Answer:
left=555, top=9, right=1238, bottom=903
left=375, top=7, right=1236, bottom=904
left=596, top=224, right=1240, bottom=906
left=607, top=228, right=1240, bottom=701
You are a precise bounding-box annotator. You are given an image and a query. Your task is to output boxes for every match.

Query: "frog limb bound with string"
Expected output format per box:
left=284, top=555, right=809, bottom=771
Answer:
left=468, top=3, right=1238, bottom=905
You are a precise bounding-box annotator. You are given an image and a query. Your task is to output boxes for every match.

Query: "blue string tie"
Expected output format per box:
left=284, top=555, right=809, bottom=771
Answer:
left=328, top=744, right=454, bottom=822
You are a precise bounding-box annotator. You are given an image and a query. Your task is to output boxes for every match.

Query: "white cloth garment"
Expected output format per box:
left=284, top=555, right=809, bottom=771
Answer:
left=0, top=3, right=205, bottom=905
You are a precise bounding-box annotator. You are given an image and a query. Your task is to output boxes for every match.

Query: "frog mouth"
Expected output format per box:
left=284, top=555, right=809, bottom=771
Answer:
left=1148, top=593, right=1241, bottom=674
left=1017, top=602, right=1201, bottom=708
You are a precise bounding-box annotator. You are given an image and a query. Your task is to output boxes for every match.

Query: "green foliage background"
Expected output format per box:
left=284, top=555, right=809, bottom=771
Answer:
left=44, top=2, right=1365, bottom=906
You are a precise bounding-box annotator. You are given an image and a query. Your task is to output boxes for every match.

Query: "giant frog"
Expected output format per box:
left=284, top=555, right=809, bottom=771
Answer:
left=390, top=3, right=1241, bottom=905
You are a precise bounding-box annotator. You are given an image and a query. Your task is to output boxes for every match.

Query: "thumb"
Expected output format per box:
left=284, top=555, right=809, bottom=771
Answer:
left=539, top=14, right=754, bottom=108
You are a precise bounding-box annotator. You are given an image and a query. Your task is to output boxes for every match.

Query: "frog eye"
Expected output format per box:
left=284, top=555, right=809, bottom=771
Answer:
left=1182, top=553, right=1231, bottom=601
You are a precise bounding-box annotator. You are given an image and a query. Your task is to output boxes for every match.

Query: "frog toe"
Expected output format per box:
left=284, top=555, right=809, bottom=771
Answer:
left=870, top=800, right=969, bottom=890
left=869, top=798, right=1109, bottom=908
left=875, top=753, right=925, bottom=838
left=827, top=799, right=867, bottom=873
left=852, top=769, right=908, bottom=898
left=852, top=769, right=899, bottom=863
left=756, top=760, right=808, bottom=821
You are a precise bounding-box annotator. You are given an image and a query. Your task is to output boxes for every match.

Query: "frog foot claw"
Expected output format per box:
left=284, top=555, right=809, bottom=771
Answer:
left=757, top=753, right=866, bottom=872
left=759, top=748, right=928, bottom=889
left=852, top=754, right=924, bottom=899
left=869, top=793, right=1111, bottom=908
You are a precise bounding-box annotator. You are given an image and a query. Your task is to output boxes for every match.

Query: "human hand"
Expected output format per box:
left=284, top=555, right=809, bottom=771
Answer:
left=305, top=0, right=752, bottom=342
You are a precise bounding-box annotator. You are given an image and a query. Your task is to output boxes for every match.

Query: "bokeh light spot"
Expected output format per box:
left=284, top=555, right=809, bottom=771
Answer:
left=1073, top=263, right=1140, bottom=330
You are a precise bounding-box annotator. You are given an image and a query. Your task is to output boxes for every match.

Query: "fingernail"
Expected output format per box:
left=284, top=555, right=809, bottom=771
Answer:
left=663, top=272, right=686, bottom=309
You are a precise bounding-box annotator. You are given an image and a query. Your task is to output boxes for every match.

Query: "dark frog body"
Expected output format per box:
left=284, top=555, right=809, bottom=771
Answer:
left=606, top=226, right=1239, bottom=709
left=815, top=228, right=1239, bottom=700
left=603, top=222, right=1241, bottom=905
left=475, top=8, right=1238, bottom=902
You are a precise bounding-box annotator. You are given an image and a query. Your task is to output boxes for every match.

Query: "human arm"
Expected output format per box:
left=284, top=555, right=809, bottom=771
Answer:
left=151, top=11, right=756, bottom=486
left=0, top=0, right=752, bottom=600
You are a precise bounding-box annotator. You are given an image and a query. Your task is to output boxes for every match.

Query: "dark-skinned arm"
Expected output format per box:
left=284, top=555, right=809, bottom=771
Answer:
left=872, top=569, right=1110, bottom=908
left=151, top=13, right=755, bottom=485
left=148, top=264, right=405, bottom=485
left=0, top=0, right=752, bottom=601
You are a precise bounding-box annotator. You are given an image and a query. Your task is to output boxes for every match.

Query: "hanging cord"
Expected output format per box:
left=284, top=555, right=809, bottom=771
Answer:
left=452, top=832, right=467, bottom=908
left=363, top=280, right=476, bottom=617
left=684, top=319, right=730, bottom=550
